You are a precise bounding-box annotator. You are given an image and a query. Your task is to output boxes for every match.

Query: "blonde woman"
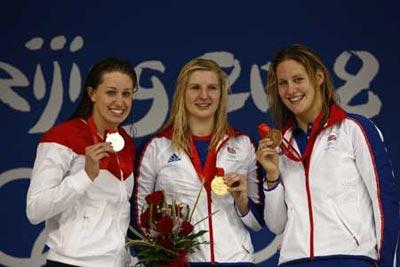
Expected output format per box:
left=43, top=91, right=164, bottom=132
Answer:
left=134, top=58, right=264, bottom=266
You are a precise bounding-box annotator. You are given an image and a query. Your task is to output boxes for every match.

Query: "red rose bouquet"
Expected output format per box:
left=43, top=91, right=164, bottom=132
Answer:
left=127, top=187, right=213, bottom=267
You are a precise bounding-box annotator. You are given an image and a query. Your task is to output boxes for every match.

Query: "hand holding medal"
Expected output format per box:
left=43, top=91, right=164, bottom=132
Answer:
left=211, top=168, right=241, bottom=197
left=256, top=123, right=281, bottom=186
left=84, top=142, right=114, bottom=181
left=84, top=118, right=126, bottom=180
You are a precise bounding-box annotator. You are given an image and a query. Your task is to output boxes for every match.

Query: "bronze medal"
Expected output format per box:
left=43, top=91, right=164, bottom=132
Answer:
left=266, top=129, right=282, bottom=148
left=258, top=123, right=282, bottom=148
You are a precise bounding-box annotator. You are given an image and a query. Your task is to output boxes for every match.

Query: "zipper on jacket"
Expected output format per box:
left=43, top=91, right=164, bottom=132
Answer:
left=115, top=152, right=128, bottom=247
left=115, top=153, right=123, bottom=181
left=304, top=167, right=315, bottom=259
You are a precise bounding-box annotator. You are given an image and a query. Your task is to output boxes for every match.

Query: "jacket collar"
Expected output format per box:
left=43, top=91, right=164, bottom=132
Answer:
left=282, top=103, right=347, bottom=135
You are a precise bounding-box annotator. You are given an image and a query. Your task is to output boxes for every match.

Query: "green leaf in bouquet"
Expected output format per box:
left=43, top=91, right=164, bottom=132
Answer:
left=193, top=210, right=219, bottom=226
left=186, top=230, right=208, bottom=239
left=189, top=182, right=204, bottom=222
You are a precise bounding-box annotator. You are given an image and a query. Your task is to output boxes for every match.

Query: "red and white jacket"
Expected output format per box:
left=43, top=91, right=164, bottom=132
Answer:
left=264, top=105, right=399, bottom=266
left=26, top=119, right=135, bottom=267
left=134, top=128, right=264, bottom=265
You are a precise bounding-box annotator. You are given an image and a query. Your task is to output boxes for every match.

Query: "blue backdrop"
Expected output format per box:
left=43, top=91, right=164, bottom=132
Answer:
left=1, top=1, right=399, bottom=266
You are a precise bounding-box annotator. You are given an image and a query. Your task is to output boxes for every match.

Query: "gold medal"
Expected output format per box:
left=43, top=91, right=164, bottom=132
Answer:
left=211, top=168, right=228, bottom=196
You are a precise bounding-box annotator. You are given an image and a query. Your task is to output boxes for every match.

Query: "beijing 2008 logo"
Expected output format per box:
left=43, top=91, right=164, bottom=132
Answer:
left=0, top=34, right=381, bottom=266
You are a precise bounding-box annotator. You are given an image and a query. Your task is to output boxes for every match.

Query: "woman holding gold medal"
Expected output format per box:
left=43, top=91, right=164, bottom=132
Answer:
left=134, top=58, right=264, bottom=266
left=26, top=57, right=137, bottom=267
left=257, top=44, right=399, bottom=267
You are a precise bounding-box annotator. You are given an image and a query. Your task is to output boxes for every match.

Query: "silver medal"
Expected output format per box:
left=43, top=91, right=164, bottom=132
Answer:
left=105, top=132, right=125, bottom=152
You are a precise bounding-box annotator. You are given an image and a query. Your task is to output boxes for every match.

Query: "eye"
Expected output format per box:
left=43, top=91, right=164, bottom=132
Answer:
left=106, top=90, right=116, bottom=96
left=208, top=85, right=218, bottom=91
left=278, top=80, right=287, bottom=87
left=188, top=84, right=200, bottom=90
left=294, top=77, right=304, bottom=83
left=122, top=91, right=133, bottom=98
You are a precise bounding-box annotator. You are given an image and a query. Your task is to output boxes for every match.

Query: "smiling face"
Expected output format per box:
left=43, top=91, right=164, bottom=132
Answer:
left=185, top=70, right=221, bottom=126
left=89, top=71, right=134, bottom=132
left=276, top=59, right=324, bottom=127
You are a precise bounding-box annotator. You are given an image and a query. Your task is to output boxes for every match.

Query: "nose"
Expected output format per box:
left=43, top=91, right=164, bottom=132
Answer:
left=114, top=93, right=124, bottom=105
left=199, top=87, right=208, bottom=99
left=287, top=81, right=296, bottom=95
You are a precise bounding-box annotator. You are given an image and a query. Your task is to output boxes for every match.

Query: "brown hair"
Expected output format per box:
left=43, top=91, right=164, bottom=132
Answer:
left=266, top=44, right=340, bottom=129
left=69, top=57, right=137, bottom=120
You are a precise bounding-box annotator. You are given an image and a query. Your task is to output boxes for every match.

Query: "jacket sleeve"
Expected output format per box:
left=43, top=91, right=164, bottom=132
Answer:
left=350, top=116, right=400, bottom=267
left=26, top=142, right=92, bottom=224
left=237, top=137, right=265, bottom=231
left=133, top=139, right=159, bottom=229
left=263, top=180, right=287, bottom=234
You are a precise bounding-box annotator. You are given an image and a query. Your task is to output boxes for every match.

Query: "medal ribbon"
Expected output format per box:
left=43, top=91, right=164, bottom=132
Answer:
left=188, top=135, right=230, bottom=265
left=189, top=138, right=216, bottom=191
left=86, top=116, right=104, bottom=143
left=280, top=135, right=302, bottom=161
left=279, top=110, right=325, bottom=165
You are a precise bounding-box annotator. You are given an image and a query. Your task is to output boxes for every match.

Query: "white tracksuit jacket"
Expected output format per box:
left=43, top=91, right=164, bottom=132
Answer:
left=264, top=105, right=399, bottom=267
left=26, top=119, right=135, bottom=267
left=134, top=128, right=264, bottom=266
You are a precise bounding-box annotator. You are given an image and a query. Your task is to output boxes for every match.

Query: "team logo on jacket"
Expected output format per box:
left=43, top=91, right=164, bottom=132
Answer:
left=328, top=134, right=336, bottom=142
left=326, top=133, right=337, bottom=149
left=227, top=146, right=236, bottom=154
left=167, top=153, right=181, bottom=163
left=226, top=146, right=239, bottom=161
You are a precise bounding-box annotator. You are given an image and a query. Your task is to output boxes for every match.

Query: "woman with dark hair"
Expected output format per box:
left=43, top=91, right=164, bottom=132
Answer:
left=27, top=57, right=137, bottom=267
left=257, top=44, right=399, bottom=267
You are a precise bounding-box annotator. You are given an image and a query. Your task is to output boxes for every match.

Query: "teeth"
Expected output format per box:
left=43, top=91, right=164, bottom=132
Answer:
left=196, top=103, right=210, bottom=107
left=110, top=109, right=123, bottom=114
left=288, top=95, right=303, bottom=102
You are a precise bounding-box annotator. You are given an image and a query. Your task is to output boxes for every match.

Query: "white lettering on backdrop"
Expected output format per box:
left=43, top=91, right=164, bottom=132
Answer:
left=0, top=36, right=382, bottom=266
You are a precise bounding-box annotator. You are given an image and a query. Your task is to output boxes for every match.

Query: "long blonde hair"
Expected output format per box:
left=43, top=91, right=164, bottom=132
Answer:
left=266, top=44, right=340, bottom=129
left=161, top=58, right=231, bottom=154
